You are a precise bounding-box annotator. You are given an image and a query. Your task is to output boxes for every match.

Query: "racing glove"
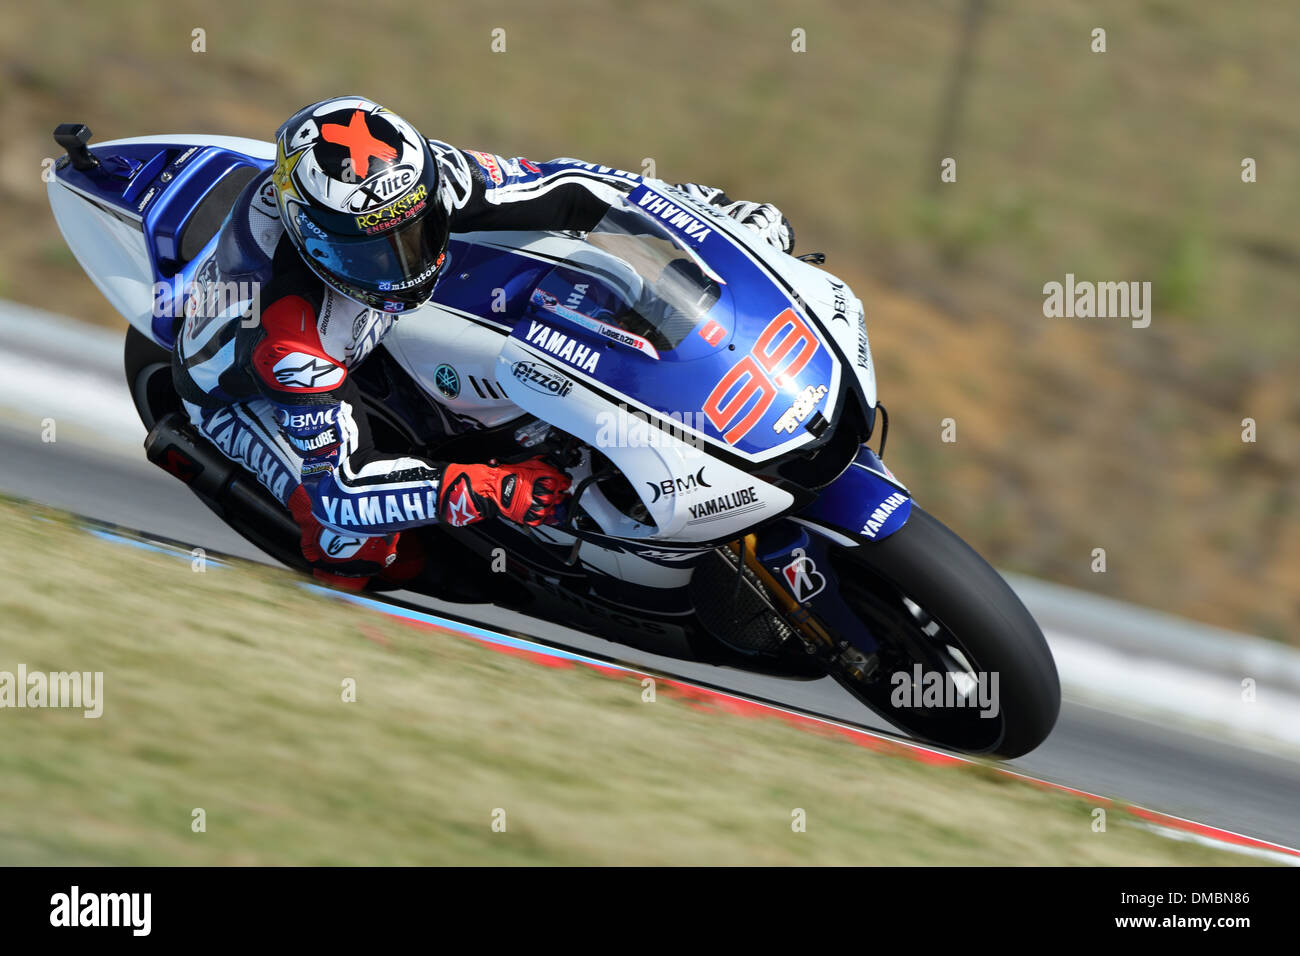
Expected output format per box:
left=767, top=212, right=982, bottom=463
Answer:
left=720, top=200, right=795, bottom=254
left=438, top=456, right=572, bottom=528
left=675, top=183, right=796, bottom=254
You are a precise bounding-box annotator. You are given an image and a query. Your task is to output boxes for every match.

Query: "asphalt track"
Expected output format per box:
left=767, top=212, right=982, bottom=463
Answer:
left=3, top=419, right=1298, bottom=854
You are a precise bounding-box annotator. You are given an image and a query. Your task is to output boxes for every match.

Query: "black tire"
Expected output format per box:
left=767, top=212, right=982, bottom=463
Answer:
left=123, top=326, right=309, bottom=571
left=123, top=325, right=178, bottom=429
left=830, top=505, right=1060, bottom=758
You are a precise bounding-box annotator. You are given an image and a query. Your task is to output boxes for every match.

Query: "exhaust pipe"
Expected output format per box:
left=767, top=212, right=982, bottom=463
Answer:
left=144, top=412, right=301, bottom=544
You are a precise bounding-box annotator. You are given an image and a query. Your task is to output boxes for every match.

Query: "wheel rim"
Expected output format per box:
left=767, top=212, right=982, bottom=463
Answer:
left=836, top=571, right=1008, bottom=753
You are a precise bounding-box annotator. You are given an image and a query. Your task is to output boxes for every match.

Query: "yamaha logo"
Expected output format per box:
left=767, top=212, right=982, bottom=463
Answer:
left=434, top=364, right=460, bottom=399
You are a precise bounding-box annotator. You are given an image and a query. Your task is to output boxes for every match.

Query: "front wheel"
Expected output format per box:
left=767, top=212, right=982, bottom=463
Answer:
left=829, top=506, right=1060, bottom=758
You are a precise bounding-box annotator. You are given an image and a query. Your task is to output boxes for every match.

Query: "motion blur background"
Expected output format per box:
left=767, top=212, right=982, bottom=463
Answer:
left=2, top=0, right=1296, bottom=642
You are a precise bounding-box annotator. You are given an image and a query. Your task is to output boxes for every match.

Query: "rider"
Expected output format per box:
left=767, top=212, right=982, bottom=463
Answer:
left=171, top=96, right=796, bottom=589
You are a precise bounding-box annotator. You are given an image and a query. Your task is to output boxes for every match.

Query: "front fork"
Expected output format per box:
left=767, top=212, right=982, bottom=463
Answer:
left=740, top=446, right=914, bottom=669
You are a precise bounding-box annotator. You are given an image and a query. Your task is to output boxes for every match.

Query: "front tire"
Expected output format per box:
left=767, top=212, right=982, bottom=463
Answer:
left=830, top=506, right=1060, bottom=758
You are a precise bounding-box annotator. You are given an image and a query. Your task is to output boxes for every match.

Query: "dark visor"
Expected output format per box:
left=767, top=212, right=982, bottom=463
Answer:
left=300, top=210, right=447, bottom=311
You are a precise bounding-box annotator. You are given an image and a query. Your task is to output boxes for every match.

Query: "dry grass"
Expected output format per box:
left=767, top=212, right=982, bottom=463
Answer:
left=0, top=499, right=1247, bottom=865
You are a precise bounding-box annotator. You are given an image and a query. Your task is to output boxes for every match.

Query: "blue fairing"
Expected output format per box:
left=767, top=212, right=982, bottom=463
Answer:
left=505, top=182, right=842, bottom=461
left=55, top=140, right=271, bottom=348
left=429, top=239, right=552, bottom=326
left=798, top=447, right=912, bottom=542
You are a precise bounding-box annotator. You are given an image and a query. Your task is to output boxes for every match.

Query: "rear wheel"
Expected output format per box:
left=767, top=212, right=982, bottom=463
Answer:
left=830, top=506, right=1060, bottom=758
left=123, top=325, right=178, bottom=429
left=123, top=326, right=308, bottom=569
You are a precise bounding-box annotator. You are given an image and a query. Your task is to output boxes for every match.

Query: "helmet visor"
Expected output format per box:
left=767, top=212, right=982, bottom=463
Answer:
left=297, top=207, right=448, bottom=312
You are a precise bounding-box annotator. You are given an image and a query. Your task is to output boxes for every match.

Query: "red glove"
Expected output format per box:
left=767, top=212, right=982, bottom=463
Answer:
left=439, top=457, right=571, bottom=527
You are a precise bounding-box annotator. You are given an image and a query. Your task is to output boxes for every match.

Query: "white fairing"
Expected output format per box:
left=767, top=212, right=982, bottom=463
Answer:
left=392, top=291, right=798, bottom=544
left=48, top=174, right=156, bottom=337
left=649, top=182, right=878, bottom=408
left=497, top=336, right=796, bottom=543
left=382, top=306, right=523, bottom=427
left=781, top=258, right=876, bottom=408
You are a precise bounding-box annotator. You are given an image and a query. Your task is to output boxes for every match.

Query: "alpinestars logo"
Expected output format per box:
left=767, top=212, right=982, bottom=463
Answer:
left=273, top=352, right=345, bottom=389
left=781, top=549, right=827, bottom=603
left=442, top=478, right=481, bottom=527
left=321, top=530, right=364, bottom=559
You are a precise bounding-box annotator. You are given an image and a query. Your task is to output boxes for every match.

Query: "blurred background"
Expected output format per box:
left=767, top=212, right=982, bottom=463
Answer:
left=2, top=0, right=1297, bottom=642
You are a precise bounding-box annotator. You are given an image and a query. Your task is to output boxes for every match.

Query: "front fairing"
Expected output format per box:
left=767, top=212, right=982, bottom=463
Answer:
left=507, top=182, right=851, bottom=466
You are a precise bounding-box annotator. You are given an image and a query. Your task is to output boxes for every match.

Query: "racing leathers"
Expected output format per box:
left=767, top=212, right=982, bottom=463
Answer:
left=171, top=143, right=795, bottom=583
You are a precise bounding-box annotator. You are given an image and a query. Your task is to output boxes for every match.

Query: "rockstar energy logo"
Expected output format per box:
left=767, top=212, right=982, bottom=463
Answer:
left=355, top=184, right=427, bottom=233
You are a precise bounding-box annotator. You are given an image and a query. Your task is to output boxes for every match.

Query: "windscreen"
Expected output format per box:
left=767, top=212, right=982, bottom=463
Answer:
left=532, top=204, right=722, bottom=353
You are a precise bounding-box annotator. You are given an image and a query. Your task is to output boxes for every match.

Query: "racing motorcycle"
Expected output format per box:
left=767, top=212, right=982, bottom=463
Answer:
left=46, top=123, right=1060, bottom=757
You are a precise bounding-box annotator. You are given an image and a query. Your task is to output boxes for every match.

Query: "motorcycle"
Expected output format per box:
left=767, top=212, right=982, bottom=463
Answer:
left=46, top=123, right=1060, bottom=757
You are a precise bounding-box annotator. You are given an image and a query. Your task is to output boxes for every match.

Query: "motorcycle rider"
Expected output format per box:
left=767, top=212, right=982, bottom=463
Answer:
left=171, top=96, right=796, bottom=589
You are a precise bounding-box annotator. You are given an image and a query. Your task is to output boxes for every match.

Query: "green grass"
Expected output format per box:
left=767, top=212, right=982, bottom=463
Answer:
left=0, top=499, right=1248, bottom=865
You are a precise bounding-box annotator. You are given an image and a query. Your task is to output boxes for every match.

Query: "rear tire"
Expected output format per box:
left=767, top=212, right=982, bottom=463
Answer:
left=123, top=325, right=178, bottom=429
left=123, top=326, right=311, bottom=571
left=831, top=506, right=1060, bottom=758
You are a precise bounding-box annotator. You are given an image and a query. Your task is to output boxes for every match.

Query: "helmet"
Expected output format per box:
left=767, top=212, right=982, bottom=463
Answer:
left=272, top=96, right=448, bottom=313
